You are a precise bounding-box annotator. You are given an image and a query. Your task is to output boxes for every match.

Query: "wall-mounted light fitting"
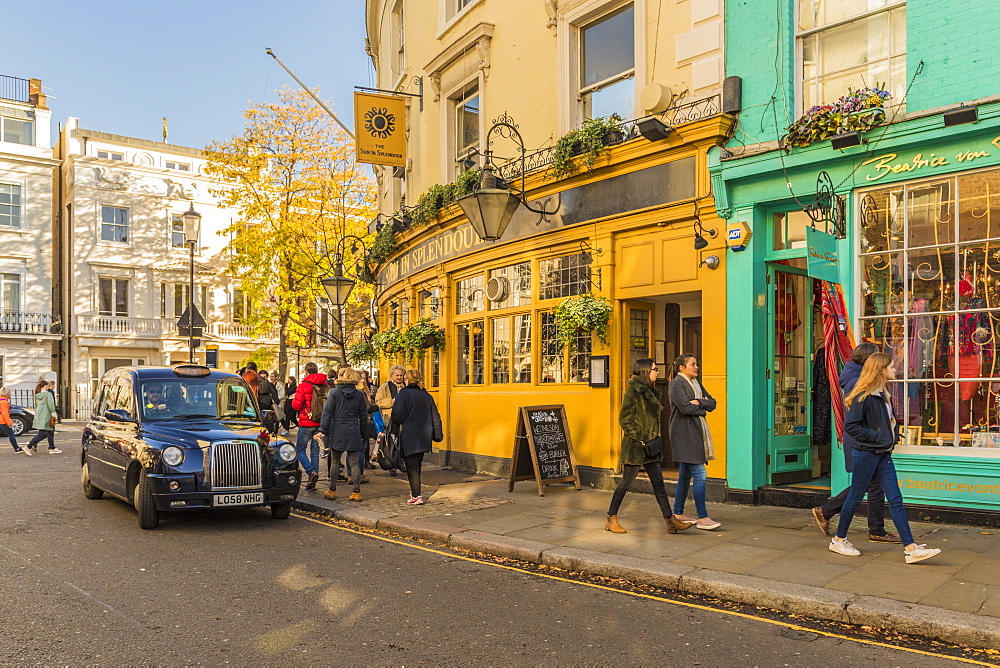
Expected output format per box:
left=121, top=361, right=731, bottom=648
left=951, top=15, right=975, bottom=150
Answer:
left=943, top=105, right=978, bottom=127
left=830, top=131, right=864, bottom=150
left=698, top=255, right=721, bottom=270
left=692, top=200, right=717, bottom=250
left=579, top=239, right=605, bottom=266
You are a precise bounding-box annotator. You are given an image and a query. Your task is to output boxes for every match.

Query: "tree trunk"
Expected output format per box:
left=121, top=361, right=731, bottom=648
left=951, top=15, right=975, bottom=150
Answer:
left=278, top=311, right=289, bottom=378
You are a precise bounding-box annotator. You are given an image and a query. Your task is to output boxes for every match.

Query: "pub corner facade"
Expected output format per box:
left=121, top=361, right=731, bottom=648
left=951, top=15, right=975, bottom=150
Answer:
left=364, top=0, right=734, bottom=490
left=712, top=0, right=1000, bottom=522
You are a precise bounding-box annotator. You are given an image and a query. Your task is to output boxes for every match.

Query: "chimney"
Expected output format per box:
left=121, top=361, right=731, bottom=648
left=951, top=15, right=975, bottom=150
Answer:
left=29, top=78, right=47, bottom=109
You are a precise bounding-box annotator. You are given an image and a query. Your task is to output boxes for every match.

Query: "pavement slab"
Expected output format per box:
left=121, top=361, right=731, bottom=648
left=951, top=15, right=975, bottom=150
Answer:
left=824, top=560, right=955, bottom=603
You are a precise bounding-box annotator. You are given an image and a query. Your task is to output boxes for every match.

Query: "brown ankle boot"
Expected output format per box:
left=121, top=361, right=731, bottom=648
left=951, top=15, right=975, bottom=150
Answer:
left=605, top=515, right=627, bottom=533
left=667, top=515, right=696, bottom=533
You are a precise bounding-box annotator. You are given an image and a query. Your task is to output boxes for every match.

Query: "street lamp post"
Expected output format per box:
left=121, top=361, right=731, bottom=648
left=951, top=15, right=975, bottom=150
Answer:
left=182, top=204, right=202, bottom=363
left=319, top=235, right=370, bottom=364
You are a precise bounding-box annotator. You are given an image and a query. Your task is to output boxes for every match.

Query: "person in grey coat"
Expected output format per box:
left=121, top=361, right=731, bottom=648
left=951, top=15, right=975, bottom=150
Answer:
left=668, top=354, right=721, bottom=530
left=390, top=368, right=443, bottom=505
left=319, top=368, right=368, bottom=502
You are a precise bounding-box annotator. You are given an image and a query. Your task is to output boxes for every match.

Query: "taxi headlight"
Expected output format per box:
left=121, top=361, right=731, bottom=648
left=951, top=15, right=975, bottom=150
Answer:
left=162, top=446, right=184, bottom=467
left=278, top=443, right=297, bottom=463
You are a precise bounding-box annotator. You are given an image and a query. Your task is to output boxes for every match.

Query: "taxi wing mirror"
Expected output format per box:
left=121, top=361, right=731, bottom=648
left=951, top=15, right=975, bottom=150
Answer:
left=104, top=409, right=135, bottom=423
left=261, top=409, right=276, bottom=423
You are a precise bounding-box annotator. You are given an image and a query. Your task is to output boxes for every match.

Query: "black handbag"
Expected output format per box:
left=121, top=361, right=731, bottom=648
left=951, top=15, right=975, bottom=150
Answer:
left=643, top=436, right=663, bottom=458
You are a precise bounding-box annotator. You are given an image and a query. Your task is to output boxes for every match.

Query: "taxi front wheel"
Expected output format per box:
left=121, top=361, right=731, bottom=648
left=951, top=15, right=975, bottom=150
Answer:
left=271, top=501, right=292, bottom=519
left=134, top=474, right=159, bottom=530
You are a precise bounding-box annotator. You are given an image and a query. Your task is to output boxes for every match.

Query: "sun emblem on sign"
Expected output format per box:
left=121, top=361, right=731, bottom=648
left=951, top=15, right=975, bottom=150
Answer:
left=364, top=107, right=395, bottom=138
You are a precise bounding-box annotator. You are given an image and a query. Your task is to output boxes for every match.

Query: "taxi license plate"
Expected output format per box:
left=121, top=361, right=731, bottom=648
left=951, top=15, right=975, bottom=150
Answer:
left=213, top=492, right=264, bottom=507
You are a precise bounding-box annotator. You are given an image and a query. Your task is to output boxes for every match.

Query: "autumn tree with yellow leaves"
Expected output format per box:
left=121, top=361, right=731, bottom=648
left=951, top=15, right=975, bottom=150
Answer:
left=205, top=87, right=377, bottom=375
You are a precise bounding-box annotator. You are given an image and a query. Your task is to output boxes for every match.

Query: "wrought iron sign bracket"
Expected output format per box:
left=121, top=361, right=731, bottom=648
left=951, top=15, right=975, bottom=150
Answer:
left=802, top=171, right=846, bottom=239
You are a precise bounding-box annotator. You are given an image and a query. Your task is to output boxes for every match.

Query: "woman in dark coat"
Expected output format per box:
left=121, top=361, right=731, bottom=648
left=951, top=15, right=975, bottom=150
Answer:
left=319, top=368, right=368, bottom=502
left=668, top=354, right=721, bottom=530
left=390, top=369, right=442, bottom=505
left=605, top=358, right=696, bottom=534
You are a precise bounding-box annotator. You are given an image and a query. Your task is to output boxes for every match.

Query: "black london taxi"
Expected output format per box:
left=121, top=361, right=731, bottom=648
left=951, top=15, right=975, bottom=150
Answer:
left=81, top=364, right=301, bottom=529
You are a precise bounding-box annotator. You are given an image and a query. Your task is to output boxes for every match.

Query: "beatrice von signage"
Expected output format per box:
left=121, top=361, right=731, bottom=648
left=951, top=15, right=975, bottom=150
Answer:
left=861, top=135, right=1000, bottom=182
left=354, top=92, right=406, bottom=168
left=805, top=227, right=839, bottom=283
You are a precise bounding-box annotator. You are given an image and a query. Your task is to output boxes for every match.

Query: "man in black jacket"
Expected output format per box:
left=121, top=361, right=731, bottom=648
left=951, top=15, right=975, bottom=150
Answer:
left=257, top=370, right=280, bottom=436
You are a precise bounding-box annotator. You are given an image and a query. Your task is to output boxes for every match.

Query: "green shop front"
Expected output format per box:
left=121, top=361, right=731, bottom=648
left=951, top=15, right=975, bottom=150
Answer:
left=711, top=101, right=1000, bottom=523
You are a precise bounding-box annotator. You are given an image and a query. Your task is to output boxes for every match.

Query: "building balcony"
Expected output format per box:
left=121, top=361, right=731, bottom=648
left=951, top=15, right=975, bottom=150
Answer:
left=204, top=322, right=281, bottom=341
left=0, top=74, right=30, bottom=104
left=0, top=311, right=60, bottom=335
left=78, top=315, right=162, bottom=337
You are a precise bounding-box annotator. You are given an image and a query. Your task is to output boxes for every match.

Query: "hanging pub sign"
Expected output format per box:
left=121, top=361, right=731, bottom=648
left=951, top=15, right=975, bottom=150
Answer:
left=509, top=405, right=581, bottom=496
left=354, top=92, right=406, bottom=167
left=806, top=226, right=840, bottom=283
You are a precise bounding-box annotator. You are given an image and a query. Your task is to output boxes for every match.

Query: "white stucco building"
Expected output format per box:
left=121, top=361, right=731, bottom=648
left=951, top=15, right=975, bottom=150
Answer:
left=0, top=74, right=59, bottom=395
left=55, top=117, right=280, bottom=413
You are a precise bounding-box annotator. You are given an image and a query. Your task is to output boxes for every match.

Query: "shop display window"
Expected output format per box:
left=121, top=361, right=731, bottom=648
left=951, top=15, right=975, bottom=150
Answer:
left=859, top=167, right=1000, bottom=453
left=488, top=262, right=531, bottom=309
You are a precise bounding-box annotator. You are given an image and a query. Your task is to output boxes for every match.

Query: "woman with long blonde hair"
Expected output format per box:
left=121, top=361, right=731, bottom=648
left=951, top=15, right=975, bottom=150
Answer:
left=829, top=353, right=941, bottom=564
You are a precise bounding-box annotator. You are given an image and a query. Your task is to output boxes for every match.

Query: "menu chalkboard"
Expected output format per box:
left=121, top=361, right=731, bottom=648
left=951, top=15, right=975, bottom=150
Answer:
left=509, top=405, right=581, bottom=496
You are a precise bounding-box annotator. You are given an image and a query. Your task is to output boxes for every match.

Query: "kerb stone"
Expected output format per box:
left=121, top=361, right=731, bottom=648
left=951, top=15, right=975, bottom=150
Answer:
left=680, top=569, right=854, bottom=622
left=377, top=517, right=456, bottom=544
left=848, top=595, right=1000, bottom=649
left=542, top=547, right=694, bottom=589
left=450, top=531, right=552, bottom=563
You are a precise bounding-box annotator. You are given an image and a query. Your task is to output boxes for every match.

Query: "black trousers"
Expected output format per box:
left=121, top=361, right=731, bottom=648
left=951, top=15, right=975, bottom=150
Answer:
left=820, top=479, right=886, bottom=535
left=404, top=452, right=424, bottom=498
left=607, top=462, right=673, bottom=518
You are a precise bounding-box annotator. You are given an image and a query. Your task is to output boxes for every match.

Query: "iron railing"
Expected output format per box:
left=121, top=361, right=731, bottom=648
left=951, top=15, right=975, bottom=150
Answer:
left=0, top=75, right=31, bottom=104
left=494, top=94, right=721, bottom=183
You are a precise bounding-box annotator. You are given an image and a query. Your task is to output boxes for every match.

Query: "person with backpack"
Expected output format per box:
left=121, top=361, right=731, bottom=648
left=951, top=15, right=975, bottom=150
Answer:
left=319, top=368, right=369, bottom=502
left=291, top=362, right=330, bottom=490
left=376, top=365, right=407, bottom=476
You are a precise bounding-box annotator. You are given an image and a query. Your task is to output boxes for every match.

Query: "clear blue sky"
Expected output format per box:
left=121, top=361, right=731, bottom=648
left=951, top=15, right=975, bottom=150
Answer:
left=1, top=0, right=373, bottom=149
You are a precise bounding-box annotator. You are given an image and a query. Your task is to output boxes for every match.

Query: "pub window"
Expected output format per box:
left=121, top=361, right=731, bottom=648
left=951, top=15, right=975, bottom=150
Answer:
left=400, top=298, right=410, bottom=326
left=858, top=166, right=1000, bottom=453
left=489, top=313, right=532, bottom=384
left=457, top=321, right=484, bottom=385
left=488, top=262, right=531, bottom=310
left=540, top=312, right=564, bottom=383
left=798, top=0, right=906, bottom=113
left=388, top=300, right=401, bottom=328
left=419, top=287, right=441, bottom=319
left=456, top=274, right=484, bottom=314
left=452, top=83, right=480, bottom=177
left=539, top=253, right=591, bottom=300
left=578, top=3, right=635, bottom=121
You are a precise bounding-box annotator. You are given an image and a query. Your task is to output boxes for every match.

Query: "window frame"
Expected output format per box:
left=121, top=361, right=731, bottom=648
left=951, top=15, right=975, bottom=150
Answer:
left=0, top=116, right=34, bottom=146
left=0, top=182, right=22, bottom=229
left=795, top=0, right=907, bottom=116
left=0, top=271, right=22, bottom=313
left=99, top=205, right=130, bottom=244
left=165, top=160, right=191, bottom=172
left=96, top=149, right=125, bottom=161
left=98, top=277, right=129, bottom=317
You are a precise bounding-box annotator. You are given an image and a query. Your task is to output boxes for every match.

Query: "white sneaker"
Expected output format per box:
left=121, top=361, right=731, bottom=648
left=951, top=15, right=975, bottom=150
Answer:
left=904, top=544, right=941, bottom=564
left=407, top=495, right=424, bottom=505
left=829, top=537, right=861, bottom=556
left=280, top=429, right=289, bottom=436
left=20, top=447, right=32, bottom=457
left=48, top=448, right=63, bottom=454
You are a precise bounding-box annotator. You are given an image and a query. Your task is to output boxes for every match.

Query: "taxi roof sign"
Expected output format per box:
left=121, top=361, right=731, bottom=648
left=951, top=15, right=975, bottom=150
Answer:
left=727, top=221, right=752, bottom=252
left=173, top=364, right=212, bottom=378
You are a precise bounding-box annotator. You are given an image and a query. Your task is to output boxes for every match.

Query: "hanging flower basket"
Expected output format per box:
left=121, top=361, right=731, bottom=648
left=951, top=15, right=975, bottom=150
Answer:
left=348, top=340, right=378, bottom=365
left=553, top=293, right=612, bottom=351
left=782, top=86, right=890, bottom=149
left=400, top=318, right=445, bottom=359
left=371, top=328, right=405, bottom=357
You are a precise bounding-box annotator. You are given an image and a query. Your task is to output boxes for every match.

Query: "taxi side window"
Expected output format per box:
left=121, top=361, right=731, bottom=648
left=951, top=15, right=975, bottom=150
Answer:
left=113, top=381, right=135, bottom=418
left=96, top=381, right=118, bottom=417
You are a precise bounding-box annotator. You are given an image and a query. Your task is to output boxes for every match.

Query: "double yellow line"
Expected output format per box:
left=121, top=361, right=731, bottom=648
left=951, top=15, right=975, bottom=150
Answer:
left=294, top=513, right=994, bottom=665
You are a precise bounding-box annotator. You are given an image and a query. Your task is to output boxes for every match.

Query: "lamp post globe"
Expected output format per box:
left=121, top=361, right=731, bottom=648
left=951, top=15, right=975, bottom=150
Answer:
left=181, top=204, right=201, bottom=245
left=321, top=270, right=356, bottom=309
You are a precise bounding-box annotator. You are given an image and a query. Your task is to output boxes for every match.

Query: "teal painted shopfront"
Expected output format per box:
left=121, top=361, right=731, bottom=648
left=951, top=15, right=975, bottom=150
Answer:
left=712, top=0, right=1000, bottom=520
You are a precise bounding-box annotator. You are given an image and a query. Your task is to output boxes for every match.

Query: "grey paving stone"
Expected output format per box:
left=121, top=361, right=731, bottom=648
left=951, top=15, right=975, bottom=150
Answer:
left=542, top=546, right=694, bottom=589
left=450, top=530, right=552, bottom=563
left=847, top=595, right=1000, bottom=649
left=679, top=569, right=854, bottom=622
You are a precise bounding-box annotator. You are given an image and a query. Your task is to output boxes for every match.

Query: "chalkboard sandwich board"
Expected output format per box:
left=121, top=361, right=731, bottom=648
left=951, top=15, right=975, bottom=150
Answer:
left=509, top=405, right=581, bottom=496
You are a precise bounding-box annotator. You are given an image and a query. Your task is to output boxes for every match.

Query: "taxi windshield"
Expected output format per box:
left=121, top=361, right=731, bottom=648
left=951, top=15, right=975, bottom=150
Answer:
left=139, top=377, right=259, bottom=422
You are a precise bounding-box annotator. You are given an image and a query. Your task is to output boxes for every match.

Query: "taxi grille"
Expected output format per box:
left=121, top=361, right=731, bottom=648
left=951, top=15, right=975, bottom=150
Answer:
left=209, top=441, right=264, bottom=490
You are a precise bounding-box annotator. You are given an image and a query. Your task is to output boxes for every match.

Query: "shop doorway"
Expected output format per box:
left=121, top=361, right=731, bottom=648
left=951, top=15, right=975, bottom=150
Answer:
left=623, top=293, right=702, bottom=473
left=766, top=262, right=830, bottom=485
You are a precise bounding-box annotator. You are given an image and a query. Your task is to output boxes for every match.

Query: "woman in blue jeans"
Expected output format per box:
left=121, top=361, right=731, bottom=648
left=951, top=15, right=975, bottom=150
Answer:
left=668, top=354, right=721, bottom=530
left=830, top=353, right=941, bottom=564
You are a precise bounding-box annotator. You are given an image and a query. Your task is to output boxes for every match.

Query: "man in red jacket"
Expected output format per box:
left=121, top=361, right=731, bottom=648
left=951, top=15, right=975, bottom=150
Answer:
left=291, top=362, right=329, bottom=490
